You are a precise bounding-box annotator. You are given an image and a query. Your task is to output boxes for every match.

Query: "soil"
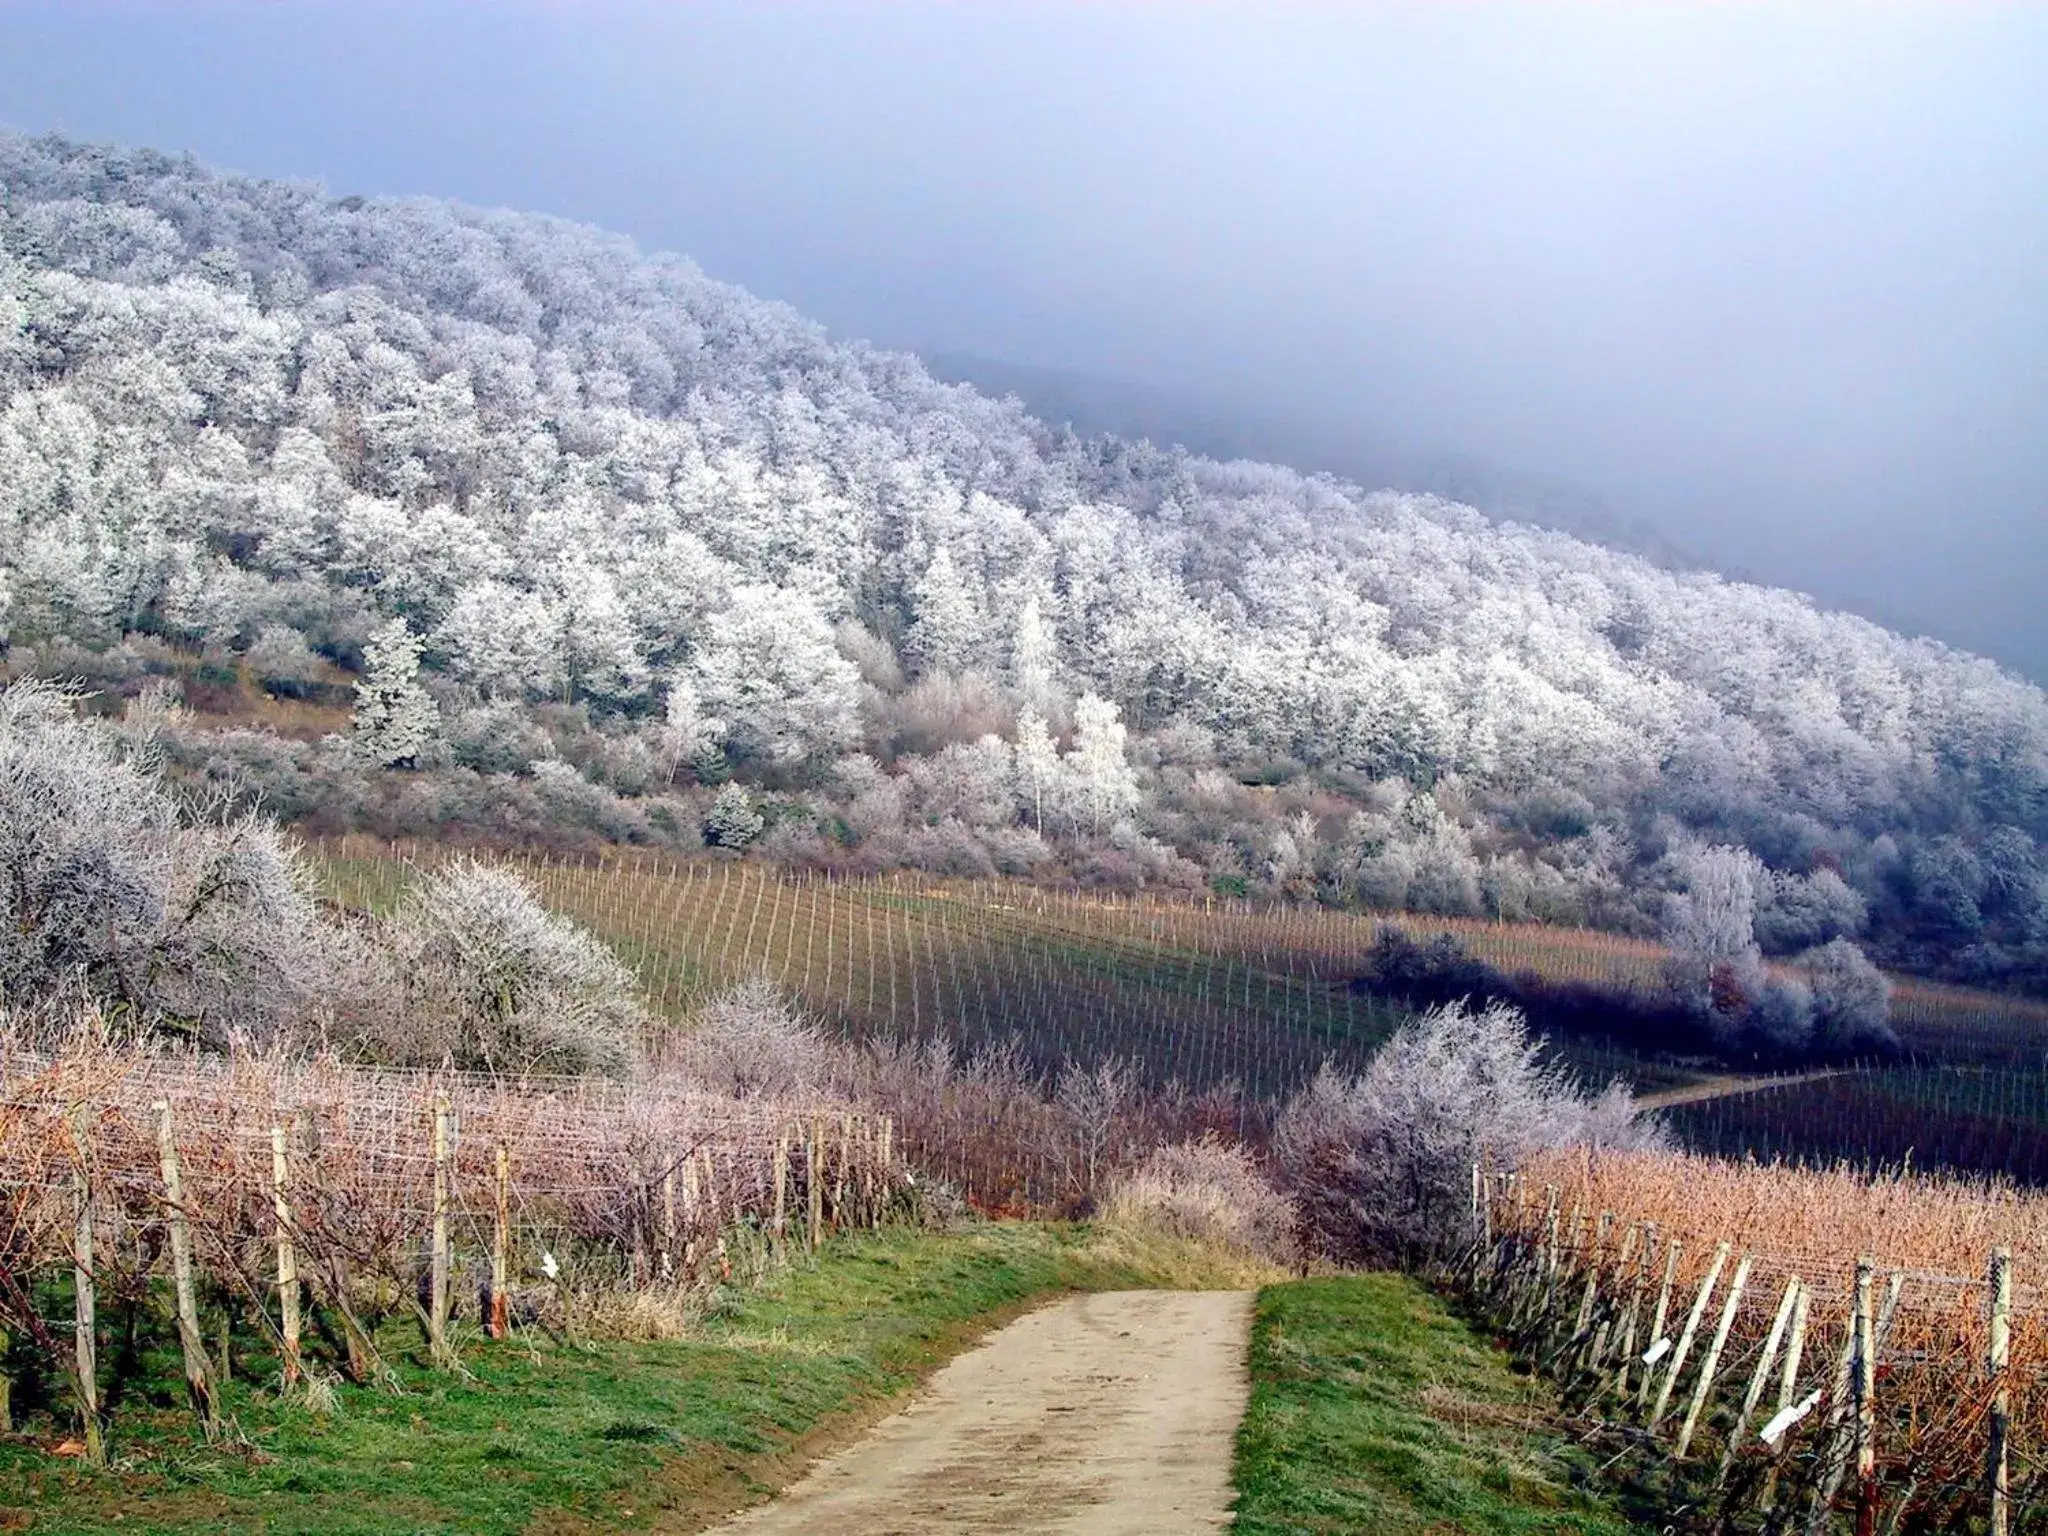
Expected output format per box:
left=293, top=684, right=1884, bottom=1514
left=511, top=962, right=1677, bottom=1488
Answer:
left=711, top=1289, right=1255, bottom=1535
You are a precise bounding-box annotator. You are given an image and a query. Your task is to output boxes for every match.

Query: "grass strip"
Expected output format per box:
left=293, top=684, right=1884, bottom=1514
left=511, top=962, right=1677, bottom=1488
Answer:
left=0, top=1221, right=1225, bottom=1536
left=1232, top=1274, right=1654, bottom=1535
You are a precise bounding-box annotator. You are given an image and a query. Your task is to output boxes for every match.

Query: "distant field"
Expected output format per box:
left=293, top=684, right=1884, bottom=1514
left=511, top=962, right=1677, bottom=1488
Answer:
left=309, top=842, right=2048, bottom=1098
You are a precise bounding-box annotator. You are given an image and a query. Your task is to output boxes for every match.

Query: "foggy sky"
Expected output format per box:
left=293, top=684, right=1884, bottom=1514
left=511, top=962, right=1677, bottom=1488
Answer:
left=2, top=2, right=2043, bottom=678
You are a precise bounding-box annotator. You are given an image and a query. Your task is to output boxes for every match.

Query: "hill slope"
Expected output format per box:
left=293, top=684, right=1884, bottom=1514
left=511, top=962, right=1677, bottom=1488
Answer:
left=2, top=131, right=2044, bottom=991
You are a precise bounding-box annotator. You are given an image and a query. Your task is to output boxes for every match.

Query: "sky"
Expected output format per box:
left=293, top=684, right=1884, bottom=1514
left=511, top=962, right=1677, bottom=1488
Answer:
left=2, top=1, right=2044, bottom=678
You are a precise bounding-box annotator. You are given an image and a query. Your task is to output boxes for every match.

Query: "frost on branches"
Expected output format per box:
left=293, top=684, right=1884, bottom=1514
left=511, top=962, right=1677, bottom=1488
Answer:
left=352, top=619, right=440, bottom=768
left=0, top=131, right=2042, bottom=991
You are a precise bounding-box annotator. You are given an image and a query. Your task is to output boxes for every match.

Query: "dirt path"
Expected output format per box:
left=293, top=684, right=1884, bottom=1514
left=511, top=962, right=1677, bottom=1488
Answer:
left=713, top=1290, right=1254, bottom=1535
left=1639, top=1066, right=1853, bottom=1110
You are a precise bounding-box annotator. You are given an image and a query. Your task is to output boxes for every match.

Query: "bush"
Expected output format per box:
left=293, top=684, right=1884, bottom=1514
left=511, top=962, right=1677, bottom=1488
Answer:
left=0, top=678, right=342, bottom=1046
left=1273, top=1000, right=1660, bottom=1267
left=671, top=975, right=832, bottom=1098
left=1103, top=1138, right=1298, bottom=1264
left=1797, top=938, right=1895, bottom=1055
left=380, top=860, right=644, bottom=1074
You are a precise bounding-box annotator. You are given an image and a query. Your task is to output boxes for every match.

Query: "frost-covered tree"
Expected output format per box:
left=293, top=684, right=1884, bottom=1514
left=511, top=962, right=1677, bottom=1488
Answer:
left=907, top=545, right=983, bottom=675
left=1068, top=692, right=1140, bottom=835
left=352, top=618, right=441, bottom=767
left=382, top=860, right=642, bottom=1074
left=703, top=781, right=765, bottom=848
left=688, top=584, right=860, bottom=766
left=1272, top=1000, right=1659, bottom=1265
left=1013, top=703, right=1059, bottom=834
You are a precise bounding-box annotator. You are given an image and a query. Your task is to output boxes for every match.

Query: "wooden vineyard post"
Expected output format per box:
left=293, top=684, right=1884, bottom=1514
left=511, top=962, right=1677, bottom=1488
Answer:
left=835, top=1115, right=852, bottom=1230
left=154, top=1101, right=219, bottom=1438
left=1638, top=1237, right=1684, bottom=1415
left=701, top=1146, right=729, bottom=1279
left=1854, top=1258, right=1877, bottom=1536
left=681, top=1154, right=700, bottom=1273
left=1676, top=1252, right=1752, bottom=1459
left=1651, top=1240, right=1730, bottom=1433
left=875, top=1116, right=894, bottom=1228
left=491, top=1145, right=511, bottom=1339
left=1807, top=1259, right=1874, bottom=1536
left=1760, top=1279, right=1812, bottom=1514
left=1587, top=1221, right=1639, bottom=1383
left=1565, top=1212, right=1614, bottom=1376
left=270, top=1125, right=302, bottom=1389
left=660, top=1159, right=677, bottom=1282
left=773, top=1129, right=790, bottom=1242
left=71, top=1106, right=104, bottom=1466
left=807, top=1119, right=825, bottom=1251
left=1989, top=1247, right=2011, bottom=1536
left=428, top=1090, right=454, bottom=1369
left=1720, top=1273, right=1801, bottom=1487
left=1613, top=1223, right=1654, bottom=1404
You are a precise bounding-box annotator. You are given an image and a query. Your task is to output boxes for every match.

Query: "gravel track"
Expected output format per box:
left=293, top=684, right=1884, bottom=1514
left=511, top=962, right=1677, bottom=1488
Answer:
left=714, top=1289, right=1254, bottom=1535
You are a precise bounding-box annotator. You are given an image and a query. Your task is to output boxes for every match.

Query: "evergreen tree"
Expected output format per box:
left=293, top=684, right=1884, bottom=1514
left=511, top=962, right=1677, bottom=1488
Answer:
left=704, top=781, right=765, bottom=848
left=353, top=618, right=440, bottom=768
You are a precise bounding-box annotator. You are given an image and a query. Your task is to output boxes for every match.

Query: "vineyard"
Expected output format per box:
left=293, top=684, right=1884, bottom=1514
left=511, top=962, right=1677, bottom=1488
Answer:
left=1468, top=1147, right=2048, bottom=1531
left=1667, top=1064, right=2048, bottom=1186
left=0, top=1033, right=902, bottom=1460
left=311, top=842, right=2048, bottom=1098
left=308, top=842, right=1414, bottom=1097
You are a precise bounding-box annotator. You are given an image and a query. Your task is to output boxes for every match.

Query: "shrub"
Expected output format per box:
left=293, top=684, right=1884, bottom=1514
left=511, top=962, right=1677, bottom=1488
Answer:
left=0, top=678, right=341, bottom=1046
left=245, top=623, right=322, bottom=697
left=1797, top=937, right=1895, bottom=1055
left=381, top=860, right=644, bottom=1074
left=1103, top=1138, right=1298, bottom=1264
left=1273, top=999, right=1660, bottom=1267
left=672, top=975, right=832, bottom=1098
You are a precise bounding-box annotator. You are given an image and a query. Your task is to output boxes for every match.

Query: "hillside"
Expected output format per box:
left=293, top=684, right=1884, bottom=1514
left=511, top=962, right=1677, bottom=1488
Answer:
left=3, top=130, right=2045, bottom=1005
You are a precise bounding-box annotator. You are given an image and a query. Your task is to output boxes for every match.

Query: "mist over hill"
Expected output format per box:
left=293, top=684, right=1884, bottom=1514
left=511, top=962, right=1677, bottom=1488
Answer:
left=3, top=132, right=2044, bottom=996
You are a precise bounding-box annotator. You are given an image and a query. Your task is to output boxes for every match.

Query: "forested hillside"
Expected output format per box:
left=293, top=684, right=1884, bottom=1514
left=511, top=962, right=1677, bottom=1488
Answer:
left=3, top=132, right=2044, bottom=997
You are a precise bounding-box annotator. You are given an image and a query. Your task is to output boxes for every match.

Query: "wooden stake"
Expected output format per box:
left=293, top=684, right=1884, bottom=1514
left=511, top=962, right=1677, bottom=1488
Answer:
left=270, top=1125, right=302, bottom=1389
left=1638, top=1236, right=1683, bottom=1414
left=1677, top=1252, right=1752, bottom=1458
left=1720, top=1273, right=1801, bottom=1486
left=1988, top=1245, right=2011, bottom=1536
left=1855, top=1258, right=1878, bottom=1536
left=660, top=1160, right=677, bottom=1281
left=1651, top=1240, right=1730, bottom=1432
left=807, top=1118, right=825, bottom=1252
left=71, top=1106, right=104, bottom=1466
left=428, top=1090, right=454, bottom=1368
left=773, top=1130, right=790, bottom=1240
left=154, top=1100, right=219, bottom=1437
left=1760, top=1279, right=1811, bottom=1513
left=491, top=1145, right=511, bottom=1339
left=1807, top=1261, right=1872, bottom=1536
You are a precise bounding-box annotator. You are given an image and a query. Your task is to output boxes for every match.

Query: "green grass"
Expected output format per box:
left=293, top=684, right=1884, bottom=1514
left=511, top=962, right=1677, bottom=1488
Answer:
left=1232, top=1275, right=1652, bottom=1535
left=0, top=1223, right=1207, bottom=1536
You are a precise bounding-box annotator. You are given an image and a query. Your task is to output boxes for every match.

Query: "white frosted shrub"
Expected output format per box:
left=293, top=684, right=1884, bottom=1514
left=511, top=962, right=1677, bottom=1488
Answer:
left=676, top=975, right=831, bottom=1098
left=1274, top=999, right=1663, bottom=1266
left=384, top=860, right=643, bottom=1075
